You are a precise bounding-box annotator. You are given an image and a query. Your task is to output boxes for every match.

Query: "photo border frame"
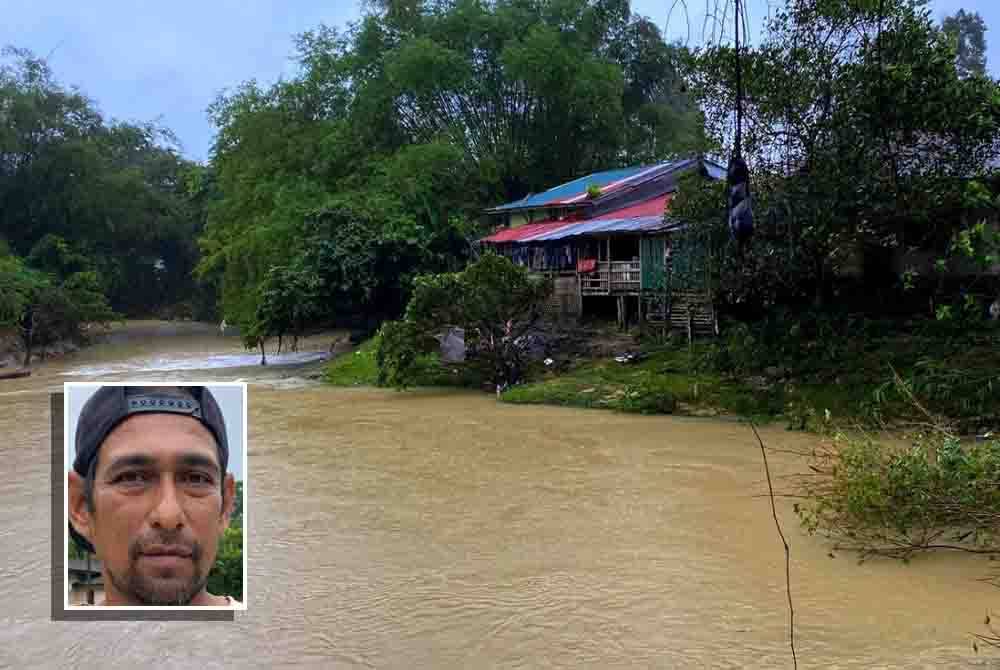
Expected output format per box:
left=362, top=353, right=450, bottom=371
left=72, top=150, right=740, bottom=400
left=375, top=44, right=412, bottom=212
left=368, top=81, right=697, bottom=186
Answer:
left=53, top=381, right=247, bottom=620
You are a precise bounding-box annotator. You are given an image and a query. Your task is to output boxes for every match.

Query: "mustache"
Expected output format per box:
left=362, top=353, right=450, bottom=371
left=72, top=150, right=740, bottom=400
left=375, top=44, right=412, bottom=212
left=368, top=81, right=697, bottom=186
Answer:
left=129, top=530, right=203, bottom=563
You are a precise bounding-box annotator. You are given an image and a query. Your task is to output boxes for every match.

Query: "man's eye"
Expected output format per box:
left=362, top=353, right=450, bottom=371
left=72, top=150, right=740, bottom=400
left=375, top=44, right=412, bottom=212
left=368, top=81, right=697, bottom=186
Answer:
left=184, top=472, right=214, bottom=486
left=114, top=472, right=149, bottom=485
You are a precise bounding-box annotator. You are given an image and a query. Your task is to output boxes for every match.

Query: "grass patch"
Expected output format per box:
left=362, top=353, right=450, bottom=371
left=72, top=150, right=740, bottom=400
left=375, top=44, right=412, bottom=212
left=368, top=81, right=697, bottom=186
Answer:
left=503, top=345, right=776, bottom=417
left=324, top=338, right=379, bottom=386
left=324, top=336, right=484, bottom=389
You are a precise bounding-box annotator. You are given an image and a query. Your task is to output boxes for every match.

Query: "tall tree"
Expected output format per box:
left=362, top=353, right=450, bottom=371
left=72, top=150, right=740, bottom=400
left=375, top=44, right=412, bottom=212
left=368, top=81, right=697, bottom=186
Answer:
left=201, top=0, right=705, bottom=339
left=684, top=0, right=1000, bottom=312
left=0, top=47, right=211, bottom=318
left=942, top=9, right=988, bottom=78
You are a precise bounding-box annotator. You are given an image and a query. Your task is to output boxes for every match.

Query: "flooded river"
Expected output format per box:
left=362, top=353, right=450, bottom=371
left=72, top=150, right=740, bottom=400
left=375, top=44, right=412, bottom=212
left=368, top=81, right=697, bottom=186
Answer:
left=1, top=321, right=998, bottom=669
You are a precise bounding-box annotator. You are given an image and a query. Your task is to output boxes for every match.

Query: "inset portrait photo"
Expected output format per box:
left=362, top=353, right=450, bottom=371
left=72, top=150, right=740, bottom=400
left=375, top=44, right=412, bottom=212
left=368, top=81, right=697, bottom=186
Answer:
left=63, top=383, right=246, bottom=611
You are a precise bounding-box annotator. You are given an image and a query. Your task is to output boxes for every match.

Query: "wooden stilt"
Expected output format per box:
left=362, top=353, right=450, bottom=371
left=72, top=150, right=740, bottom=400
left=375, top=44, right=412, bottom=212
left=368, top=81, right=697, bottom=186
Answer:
left=661, top=293, right=668, bottom=344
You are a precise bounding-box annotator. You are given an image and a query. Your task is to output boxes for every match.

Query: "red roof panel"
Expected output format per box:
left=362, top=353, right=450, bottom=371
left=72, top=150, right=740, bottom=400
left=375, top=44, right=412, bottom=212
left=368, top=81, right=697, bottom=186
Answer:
left=482, top=193, right=673, bottom=243
left=481, top=219, right=577, bottom=243
left=591, top=194, right=672, bottom=221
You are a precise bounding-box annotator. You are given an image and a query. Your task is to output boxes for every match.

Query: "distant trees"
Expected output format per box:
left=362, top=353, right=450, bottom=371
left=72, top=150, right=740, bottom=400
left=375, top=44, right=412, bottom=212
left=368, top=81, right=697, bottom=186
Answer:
left=0, top=47, right=212, bottom=322
left=0, top=252, right=116, bottom=365
left=942, top=9, right=988, bottom=78
left=206, top=524, right=243, bottom=601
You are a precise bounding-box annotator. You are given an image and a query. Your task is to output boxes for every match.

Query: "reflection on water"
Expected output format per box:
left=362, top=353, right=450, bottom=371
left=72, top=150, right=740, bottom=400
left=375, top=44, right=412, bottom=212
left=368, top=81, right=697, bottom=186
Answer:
left=60, top=351, right=328, bottom=377
left=0, top=321, right=998, bottom=669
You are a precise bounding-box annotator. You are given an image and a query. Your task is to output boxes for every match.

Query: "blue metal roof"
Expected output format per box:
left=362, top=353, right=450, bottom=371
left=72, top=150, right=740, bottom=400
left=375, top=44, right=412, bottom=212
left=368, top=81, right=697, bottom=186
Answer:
left=487, top=166, right=651, bottom=212
left=486, top=157, right=723, bottom=213
left=489, top=161, right=685, bottom=212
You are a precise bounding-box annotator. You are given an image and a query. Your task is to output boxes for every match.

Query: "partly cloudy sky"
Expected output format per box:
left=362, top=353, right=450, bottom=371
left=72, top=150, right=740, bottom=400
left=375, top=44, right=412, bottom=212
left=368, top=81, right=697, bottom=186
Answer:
left=4, top=1, right=998, bottom=164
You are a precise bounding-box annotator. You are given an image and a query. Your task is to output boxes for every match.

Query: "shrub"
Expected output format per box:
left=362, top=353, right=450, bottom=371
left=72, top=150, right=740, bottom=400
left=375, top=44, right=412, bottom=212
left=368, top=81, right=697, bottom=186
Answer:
left=376, top=254, right=552, bottom=391
left=207, top=524, right=243, bottom=600
left=796, top=432, right=1000, bottom=559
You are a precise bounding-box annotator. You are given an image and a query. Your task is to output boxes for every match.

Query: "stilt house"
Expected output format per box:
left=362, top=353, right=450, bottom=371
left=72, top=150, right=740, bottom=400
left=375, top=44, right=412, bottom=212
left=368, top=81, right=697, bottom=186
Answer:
left=480, top=156, right=725, bottom=335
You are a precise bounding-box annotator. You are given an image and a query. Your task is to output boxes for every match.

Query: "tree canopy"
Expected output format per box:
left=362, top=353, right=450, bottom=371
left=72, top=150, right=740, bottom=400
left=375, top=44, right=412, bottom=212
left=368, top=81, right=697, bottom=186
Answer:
left=0, top=46, right=212, bottom=345
left=942, top=8, right=988, bottom=78
left=376, top=252, right=553, bottom=390
left=680, top=0, right=1000, bottom=314
left=198, top=0, right=705, bottom=342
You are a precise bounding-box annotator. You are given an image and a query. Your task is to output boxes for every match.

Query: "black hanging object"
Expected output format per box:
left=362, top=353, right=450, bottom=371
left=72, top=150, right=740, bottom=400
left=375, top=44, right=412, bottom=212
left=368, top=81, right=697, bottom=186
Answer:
left=727, top=154, right=753, bottom=246
left=728, top=0, right=752, bottom=250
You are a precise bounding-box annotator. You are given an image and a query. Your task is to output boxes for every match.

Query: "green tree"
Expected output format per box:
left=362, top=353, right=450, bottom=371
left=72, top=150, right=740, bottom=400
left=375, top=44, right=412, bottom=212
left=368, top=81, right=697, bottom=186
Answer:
left=206, top=525, right=243, bottom=601
left=376, top=253, right=552, bottom=391
left=231, top=481, right=243, bottom=528
left=687, top=0, right=1000, bottom=312
left=0, top=255, right=116, bottom=365
left=942, top=9, right=988, bottom=78
left=205, top=481, right=244, bottom=600
left=0, top=47, right=212, bottom=318
left=68, top=535, right=87, bottom=561
left=200, top=1, right=704, bottom=338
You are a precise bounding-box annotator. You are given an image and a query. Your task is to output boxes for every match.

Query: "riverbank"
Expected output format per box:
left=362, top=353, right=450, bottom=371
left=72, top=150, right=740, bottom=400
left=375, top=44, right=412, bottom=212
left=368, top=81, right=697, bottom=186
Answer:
left=0, top=327, right=82, bottom=369
left=0, top=320, right=343, bottom=378
left=324, top=338, right=833, bottom=423
left=0, top=320, right=221, bottom=370
left=325, top=319, right=1000, bottom=435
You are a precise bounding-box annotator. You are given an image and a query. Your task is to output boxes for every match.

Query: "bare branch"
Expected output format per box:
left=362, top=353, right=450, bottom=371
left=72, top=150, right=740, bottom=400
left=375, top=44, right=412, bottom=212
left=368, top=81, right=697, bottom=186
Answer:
left=750, top=421, right=798, bottom=670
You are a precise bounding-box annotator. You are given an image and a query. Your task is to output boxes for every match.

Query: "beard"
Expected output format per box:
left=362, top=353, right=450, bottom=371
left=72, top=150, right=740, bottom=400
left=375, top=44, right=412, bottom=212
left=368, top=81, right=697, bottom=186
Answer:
left=105, top=531, right=209, bottom=606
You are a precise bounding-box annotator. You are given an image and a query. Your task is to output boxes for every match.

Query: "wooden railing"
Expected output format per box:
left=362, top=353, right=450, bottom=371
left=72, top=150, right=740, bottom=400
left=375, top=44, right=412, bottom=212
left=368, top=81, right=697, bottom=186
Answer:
left=580, top=261, right=641, bottom=295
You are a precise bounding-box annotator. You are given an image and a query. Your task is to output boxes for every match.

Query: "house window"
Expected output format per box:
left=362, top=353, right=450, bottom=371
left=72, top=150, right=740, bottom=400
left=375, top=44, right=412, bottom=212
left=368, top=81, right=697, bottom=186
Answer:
left=611, top=237, right=640, bottom=262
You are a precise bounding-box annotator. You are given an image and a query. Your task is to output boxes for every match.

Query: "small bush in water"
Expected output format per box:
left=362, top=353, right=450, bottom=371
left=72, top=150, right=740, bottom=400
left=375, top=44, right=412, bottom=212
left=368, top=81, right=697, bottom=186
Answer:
left=796, top=432, right=1000, bottom=559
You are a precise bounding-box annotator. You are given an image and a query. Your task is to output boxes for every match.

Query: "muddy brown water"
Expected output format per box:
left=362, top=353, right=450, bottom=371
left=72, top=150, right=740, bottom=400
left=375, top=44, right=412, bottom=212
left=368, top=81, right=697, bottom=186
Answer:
left=0, top=321, right=998, bottom=669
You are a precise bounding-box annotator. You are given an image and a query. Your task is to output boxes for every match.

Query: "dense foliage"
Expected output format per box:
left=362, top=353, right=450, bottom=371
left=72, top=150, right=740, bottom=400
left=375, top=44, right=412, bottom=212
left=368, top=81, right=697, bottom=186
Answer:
left=199, top=0, right=704, bottom=343
left=677, top=0, right=1000, bottom=316
left=206, top=525, right=243, bottom=601
left=376, top=253, right=552, bottom=390
left=0, top=47, right=211, bottom=324
left=207, top=481, right=244, bottom=601
left=942, top=8, right=988, bottom=79
left=796, top=431, right=1000, bottom=560
left=0, top=245, right=117, bottom=364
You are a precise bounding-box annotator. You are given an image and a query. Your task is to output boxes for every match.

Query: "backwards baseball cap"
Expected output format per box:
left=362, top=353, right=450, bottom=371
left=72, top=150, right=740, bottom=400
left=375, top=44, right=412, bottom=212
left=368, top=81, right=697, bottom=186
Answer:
left=70, top=385, right=229, bottom=554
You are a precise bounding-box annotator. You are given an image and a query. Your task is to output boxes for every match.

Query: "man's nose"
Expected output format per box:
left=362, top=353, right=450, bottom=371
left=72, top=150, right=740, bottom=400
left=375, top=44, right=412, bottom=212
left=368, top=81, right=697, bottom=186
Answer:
left=149, top=477, right=185, bottom=530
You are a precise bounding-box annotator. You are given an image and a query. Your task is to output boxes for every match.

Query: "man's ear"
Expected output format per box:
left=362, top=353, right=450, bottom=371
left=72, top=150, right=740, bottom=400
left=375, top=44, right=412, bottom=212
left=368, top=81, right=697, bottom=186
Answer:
left=220, top=473, right=236, bottom=529
left=67, top=470, right=95, bottom=547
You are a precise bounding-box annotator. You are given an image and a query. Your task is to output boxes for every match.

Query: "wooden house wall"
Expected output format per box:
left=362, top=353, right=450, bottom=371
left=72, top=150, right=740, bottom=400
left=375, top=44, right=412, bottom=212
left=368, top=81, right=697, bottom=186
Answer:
left=543, top=274, right=582, bottom=319
left=640, top=236, right=668, bottom=291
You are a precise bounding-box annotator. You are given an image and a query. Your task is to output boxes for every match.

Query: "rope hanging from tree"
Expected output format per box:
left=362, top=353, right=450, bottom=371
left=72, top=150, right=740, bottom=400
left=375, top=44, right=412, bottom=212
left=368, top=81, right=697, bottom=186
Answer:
left=728, top=0, right=753, bottom=251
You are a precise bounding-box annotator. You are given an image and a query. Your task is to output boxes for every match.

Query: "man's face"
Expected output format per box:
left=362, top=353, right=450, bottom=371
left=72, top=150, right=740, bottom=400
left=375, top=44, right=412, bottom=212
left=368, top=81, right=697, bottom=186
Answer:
left=70, top=413, right=234, bottom=605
